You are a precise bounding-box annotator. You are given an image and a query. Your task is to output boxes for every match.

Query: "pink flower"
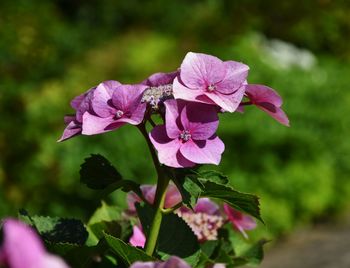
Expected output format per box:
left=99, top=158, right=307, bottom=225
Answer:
left=173, top=52, right=248, bottom=112
left=149, top=99, right=225, bottom=168
left=130, top=256, right=191, bottom=268
left=58, top=86, right=96, bottom=141
left=82, top=81, right=147, bottom=135
left=177, top=198, right=224, bottom=242
left=127, top=184, right=182, bottom=213
left=0, top=219, right=69, bottom=268
left=244, top=84, right=289, bottom=126
left=223, top=204, right=257, bottom=239
left=129, top=225, right=146, bottom=248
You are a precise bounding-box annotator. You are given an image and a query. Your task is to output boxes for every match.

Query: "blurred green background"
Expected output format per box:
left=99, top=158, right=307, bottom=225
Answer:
left=1, top=0, right=349, bottom=239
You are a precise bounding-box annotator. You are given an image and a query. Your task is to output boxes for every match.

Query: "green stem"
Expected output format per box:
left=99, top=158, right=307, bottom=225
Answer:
left=138, top=123, right=170, bottom=256
left=145, top=175, right=169, bottom=255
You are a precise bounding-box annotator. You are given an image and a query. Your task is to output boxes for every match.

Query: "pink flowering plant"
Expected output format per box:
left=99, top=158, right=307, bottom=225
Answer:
left=0, top=52, right=288, bottom=268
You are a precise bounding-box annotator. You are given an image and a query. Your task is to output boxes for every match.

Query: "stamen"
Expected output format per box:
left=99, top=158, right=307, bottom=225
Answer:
left=179, top=130, right=191, bottom=142
left=115, top=110, right=124, bottom=118
left=207, top=84, right=216, bottom=92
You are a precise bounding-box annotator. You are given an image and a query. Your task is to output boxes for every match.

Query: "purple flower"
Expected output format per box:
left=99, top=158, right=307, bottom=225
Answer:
left=82, top=81, right=148, bottom=135
left=244, top=84, right=289, bottom=126
left=223, top=204, right=257, bottom=239
left=0, top=219, right=69, bottom=268
left=149, top=99, right=225, bottom=168
left=129, top=225, right=146, bottom=248
left=177, top=198, right=224, bottom=242
left=58, top=87, right=96, bottom=141
left=173, top=52, right=248, bottom=112
left=130, top=256, right=191, bottom=268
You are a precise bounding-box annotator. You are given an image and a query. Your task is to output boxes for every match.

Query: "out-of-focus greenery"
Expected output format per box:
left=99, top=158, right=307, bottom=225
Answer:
left=1, top=0, right=349, bottom=239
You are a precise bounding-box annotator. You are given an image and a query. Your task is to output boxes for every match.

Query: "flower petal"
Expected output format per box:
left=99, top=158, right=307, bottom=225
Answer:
left=223, top=204, right=257, bottom=239
left=112, top=84, right=147, bottom=112
left=245, top=84, right=289, bottom=126
left=150, top=125, right=195, bottom=168
left=142, top=71, right=179, bottom=86
left=164, top=184, right=182, bottom=208
left=91, top=82, right=116, bottom=117
left=82, top=112, right=125, bottom=135
left=180, top=52, right=226, bottom=89
left=205, top=85, right=245, bottom=113
left=215, top=61, right=249, bottom=94
left=2, top=219, right=69, bottom=268
left=245, top=84, right=283, bottom=107
left=180, top=102, right=219, bottom=140
left=194, top=198, right=220, bottom=215
left=58, top=120, right=81, bottom=142
left=172, top=77, right=212, bottom=103
left=164, top=99, right=183, bottom=139
left=180, top=135, right=224, bottom=165
left=129, top=226, right=146, bottom=248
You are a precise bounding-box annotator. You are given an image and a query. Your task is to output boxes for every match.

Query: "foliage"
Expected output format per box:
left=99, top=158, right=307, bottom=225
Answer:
left=0, top=0, right=349, bottom=244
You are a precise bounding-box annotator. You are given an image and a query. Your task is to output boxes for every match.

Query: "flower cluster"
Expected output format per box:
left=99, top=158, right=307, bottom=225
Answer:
left=127, top=184, right=256, bottom=246
left=0, top=219, right=69, bottom=268
left=60, top=52, right=289, bottom=168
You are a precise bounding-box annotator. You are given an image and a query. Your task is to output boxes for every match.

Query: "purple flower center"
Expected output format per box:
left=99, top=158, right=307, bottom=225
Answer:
left=179, top=130, right=191, bottom=142
left=115, top=110, right=124, bottom=119
left=207, top=84, right=216, bottom=92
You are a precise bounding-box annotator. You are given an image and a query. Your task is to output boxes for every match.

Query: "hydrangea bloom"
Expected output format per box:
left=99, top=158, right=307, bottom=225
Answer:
left=0, top=219, right=69, bottom=268
left=243, top=84, right=289, bottom=126
left=82, top=81, right=147, bottom=135
left=150, top=99, right=224, bottom=168
left=58, top=87, right=95, bottom=141
left=130, top=256, right=190, bottom=268
left=223, top=204, right=257, bottom=239
left=173, top=52, right=248, bottom=112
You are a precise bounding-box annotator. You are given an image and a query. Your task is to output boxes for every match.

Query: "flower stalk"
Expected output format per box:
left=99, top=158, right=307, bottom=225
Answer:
left=138, top=123, right=170, bottom=256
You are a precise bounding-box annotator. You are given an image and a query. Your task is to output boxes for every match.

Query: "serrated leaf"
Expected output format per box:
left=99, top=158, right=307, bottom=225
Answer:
left=104, top=233, right=155, bottom=265
left=80, top=154, right=122, bottom=189
left=201, top=181, right=263, bottom=222
left=19, top=211, right=88, bottom=245
left=136, top=203, right=200, bottom=261
left=196, top=170, right=229, bottom=185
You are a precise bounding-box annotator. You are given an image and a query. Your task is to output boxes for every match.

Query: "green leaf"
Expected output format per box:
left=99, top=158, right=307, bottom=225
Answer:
left=104, top=233, right=155, bottom=265
left=237, top=239, right=268, bottom=266
left=173, top=174, right=203, bottom=209
left=19, top=211, right=88, bottom=245
left=201, top=181, right=263, bottom=222
left=80, top=154, right=122, bottom=189
left=80, top=154, right=142, bottom=199
left=86, top=202, right=132, bottom=246
left=136, top=203, right=200, bottom=261
left=88, top=201, right=123, bottom=225
left=196, top=170, right=229, bottom=185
